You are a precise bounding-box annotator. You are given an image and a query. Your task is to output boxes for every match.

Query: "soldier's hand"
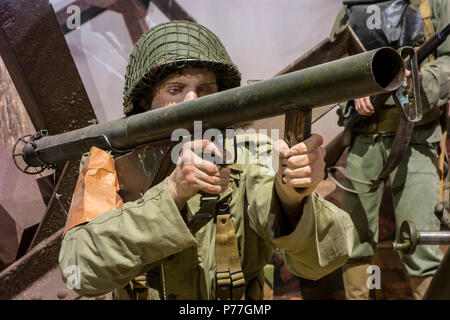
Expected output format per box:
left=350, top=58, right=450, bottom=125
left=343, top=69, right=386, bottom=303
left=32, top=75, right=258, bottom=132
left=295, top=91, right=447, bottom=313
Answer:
left=355, top=96, right=374, bottom=116
left=168, top=140, right=230, bottom=210
left=274, top=133, right=326, bottom=199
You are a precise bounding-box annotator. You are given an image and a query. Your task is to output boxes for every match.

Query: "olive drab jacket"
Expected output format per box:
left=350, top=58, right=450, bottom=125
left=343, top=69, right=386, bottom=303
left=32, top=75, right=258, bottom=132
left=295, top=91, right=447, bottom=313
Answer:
left=59, top=133, right=354, bottom=299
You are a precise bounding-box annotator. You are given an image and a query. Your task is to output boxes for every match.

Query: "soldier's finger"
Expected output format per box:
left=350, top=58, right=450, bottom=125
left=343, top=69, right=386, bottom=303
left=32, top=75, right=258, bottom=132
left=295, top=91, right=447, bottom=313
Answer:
left=273, top=139, right=290, bottom=158
left=186, top=140, right=225, bottom=163
left=285, top=133, right=323, bottom=156
left=355, top=99, right=367, bottom=116
left=202, top=140, right=228, bottom=165
left=283, top=156, right=325, bottom=177
left=282, top=176, right=314, bottom=187
left=283, top=169, right=324, bottom=187
left=358, top=97, right=371, bottom=114
left=283, top=150, right=319, bottom=168
left=195, top=176, right=229, bottom=194
left=287, top=147, right=325, bottom=168
left=193, top=167, right=229, bottom=187
left=355, top=99, right=361, bottom=112
left=405, top=69, right=411, bottom=78
left=191, top=152, right=221, bottom=176
left=363, top=96, right=374, bottom=113
left=281, top=166, right=313, bottom=179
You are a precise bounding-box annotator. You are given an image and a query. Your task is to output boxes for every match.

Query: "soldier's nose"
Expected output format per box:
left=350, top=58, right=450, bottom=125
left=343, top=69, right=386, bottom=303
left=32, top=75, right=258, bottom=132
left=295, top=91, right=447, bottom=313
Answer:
left=183, top=91, right=198, bottom=102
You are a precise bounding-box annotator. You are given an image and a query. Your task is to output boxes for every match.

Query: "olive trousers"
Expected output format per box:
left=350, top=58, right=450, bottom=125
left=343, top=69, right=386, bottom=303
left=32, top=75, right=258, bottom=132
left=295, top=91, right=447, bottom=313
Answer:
left=342, top=134, right=444, bottom=277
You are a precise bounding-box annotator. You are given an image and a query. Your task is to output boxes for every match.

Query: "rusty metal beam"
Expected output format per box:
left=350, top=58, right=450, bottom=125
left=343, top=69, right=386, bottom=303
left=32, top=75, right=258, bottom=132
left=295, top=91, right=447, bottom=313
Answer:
left=0, top=0, right=97, bottom=249
left=0, top=31, right=45, bottom=131
left=0, top=0, right=97, bottom=134
left=0, top=137, right=47, bottom=266
left=0, top=56, right=36, bottom=153
left=0, top=0, right=195, bottom=299
left=110, top=0, right=150, bottom=44
left=0, top=226, right=112, bottom=300
left=27, top=162, right=70, bottom=250
left=0, top=229, right=63, bottom=299
left=151, top=0, right=196, bottom=22
left=0, top=53, right=48, bottom=265
left=56, top=0, right=195, bottom=36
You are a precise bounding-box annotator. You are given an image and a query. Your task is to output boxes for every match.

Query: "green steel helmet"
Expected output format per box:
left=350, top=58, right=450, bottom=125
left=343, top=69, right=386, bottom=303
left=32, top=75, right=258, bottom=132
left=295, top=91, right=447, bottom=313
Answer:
left=123, top=20, right=241, bottom=116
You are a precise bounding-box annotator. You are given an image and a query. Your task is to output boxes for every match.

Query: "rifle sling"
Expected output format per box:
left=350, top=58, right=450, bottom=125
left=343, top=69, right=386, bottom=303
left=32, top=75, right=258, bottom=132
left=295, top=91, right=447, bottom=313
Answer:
left=374, top=114, right=415, bottom=184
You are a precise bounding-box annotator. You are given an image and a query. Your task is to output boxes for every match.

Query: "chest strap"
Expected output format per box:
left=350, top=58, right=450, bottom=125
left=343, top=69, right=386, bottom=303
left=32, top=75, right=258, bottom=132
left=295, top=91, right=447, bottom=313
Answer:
left=215, top=202, right=246, bottom=300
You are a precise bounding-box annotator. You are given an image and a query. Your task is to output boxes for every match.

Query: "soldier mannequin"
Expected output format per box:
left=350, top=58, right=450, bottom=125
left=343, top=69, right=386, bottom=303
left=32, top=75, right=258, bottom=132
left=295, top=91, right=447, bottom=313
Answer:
left=59, top=21, right=354, bottom=300
left=330, top=0, right=450, bottom=299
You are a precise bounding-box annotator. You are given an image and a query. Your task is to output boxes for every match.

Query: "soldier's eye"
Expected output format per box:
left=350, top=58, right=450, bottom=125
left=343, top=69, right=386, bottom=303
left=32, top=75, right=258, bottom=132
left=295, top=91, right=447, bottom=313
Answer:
left=168, top=87, right=183, bottom=94
left=198, top=86, right=217, bottom=96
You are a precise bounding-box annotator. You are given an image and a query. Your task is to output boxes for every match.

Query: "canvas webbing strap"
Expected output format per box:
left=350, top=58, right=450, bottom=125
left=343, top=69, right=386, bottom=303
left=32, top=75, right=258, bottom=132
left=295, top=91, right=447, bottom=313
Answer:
left=187, top=193, right=218, bottom=234
left=215, top=202, right=245, bottom=300
left=420, top=0, right=436, bottom=61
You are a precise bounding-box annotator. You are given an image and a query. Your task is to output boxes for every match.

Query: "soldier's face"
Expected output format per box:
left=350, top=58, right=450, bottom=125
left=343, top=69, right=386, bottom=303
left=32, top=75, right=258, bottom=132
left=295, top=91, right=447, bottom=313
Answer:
left=147, top=68, right=218, bottom=110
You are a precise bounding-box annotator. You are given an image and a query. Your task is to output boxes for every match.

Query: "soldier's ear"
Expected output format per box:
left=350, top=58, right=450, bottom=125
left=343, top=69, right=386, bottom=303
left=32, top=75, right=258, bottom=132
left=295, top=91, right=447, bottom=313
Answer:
left=139, top=97, right=151, bottom=111
left=139, top=92, right=154, bottom=111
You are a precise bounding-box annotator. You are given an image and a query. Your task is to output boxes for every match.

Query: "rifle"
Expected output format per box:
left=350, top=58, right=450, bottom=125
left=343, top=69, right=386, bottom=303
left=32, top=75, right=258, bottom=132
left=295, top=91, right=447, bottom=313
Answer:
left=417, top=23, right=450, bottom=63
left=13, top=48, right=404, bottom=203
left=325, top=23, right=450, bottom=193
